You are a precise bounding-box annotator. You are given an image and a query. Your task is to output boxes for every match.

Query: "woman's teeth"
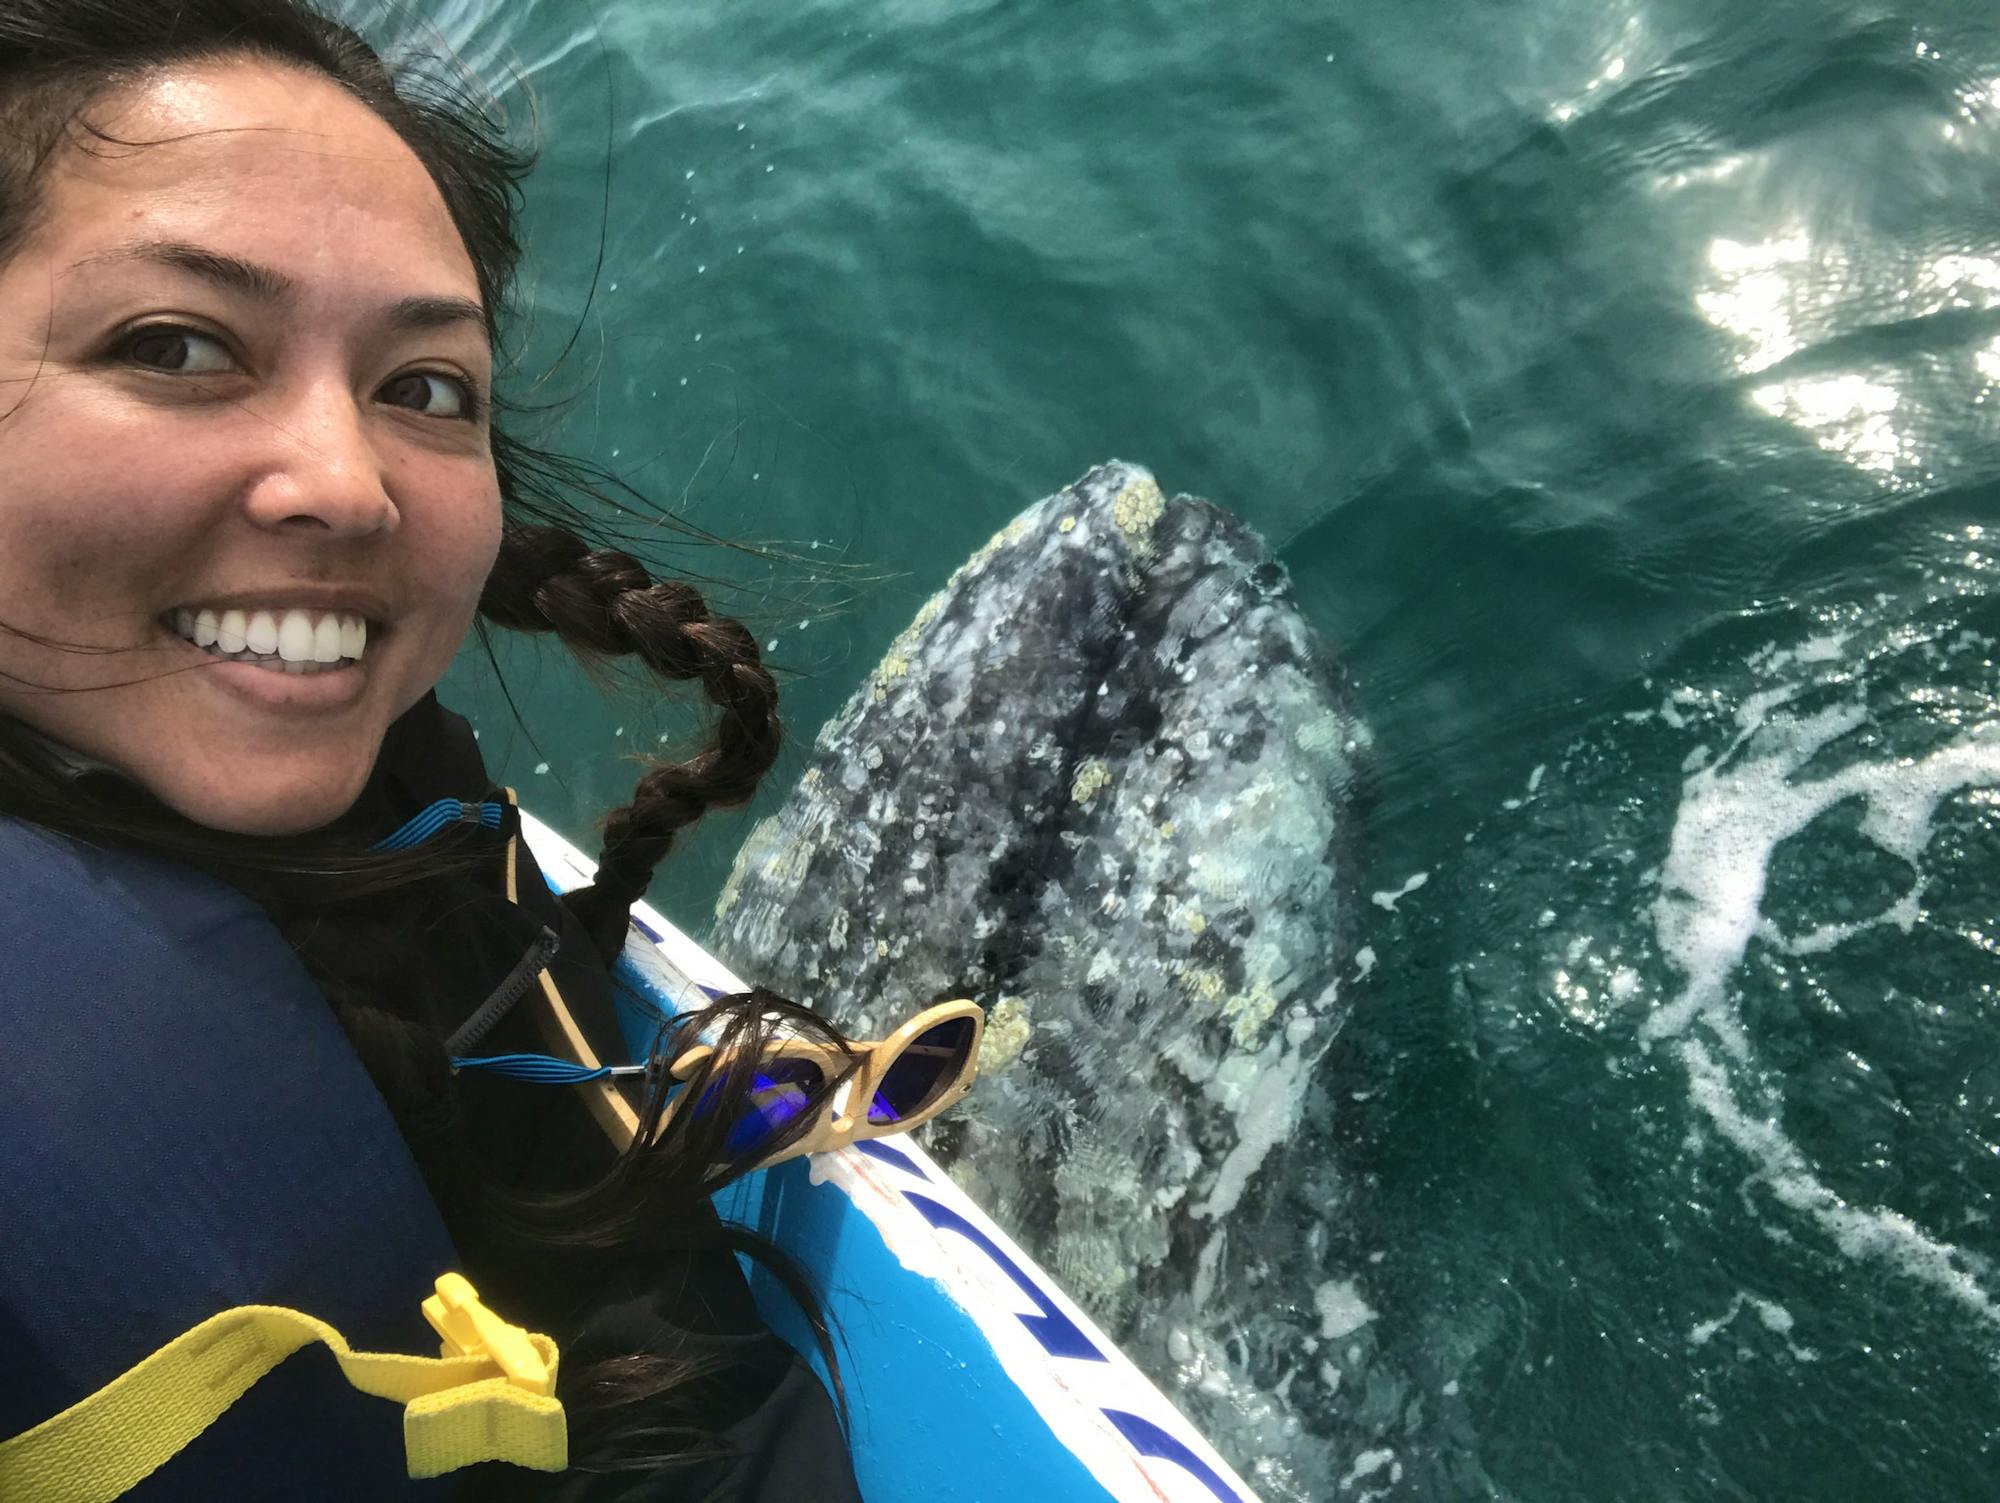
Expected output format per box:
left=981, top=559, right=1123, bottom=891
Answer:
left=171, top=607, right=369, bottom=675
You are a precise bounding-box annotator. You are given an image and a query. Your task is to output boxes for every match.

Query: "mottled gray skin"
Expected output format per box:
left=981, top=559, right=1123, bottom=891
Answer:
left=713, top=461, right=1369, bottom=1496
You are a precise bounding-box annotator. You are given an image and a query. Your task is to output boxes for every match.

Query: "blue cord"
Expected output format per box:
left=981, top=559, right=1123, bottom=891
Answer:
left=452, top=1052, right=642, bottom=1084
left=372, top=798, right=506, bottom=852
left=393, top=801, right=639, bottom=1084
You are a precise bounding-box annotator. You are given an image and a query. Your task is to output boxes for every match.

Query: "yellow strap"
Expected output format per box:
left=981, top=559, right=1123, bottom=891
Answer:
left=0, top=1274, right=565, bottom=1501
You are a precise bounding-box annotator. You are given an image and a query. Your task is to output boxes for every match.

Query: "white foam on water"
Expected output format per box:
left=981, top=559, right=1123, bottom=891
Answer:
left=1370, top=871, right=1429, bottom=911
left=1645, top=682, right=2000, bottom=1331
left=1687, top=1291, right=1817, bottom=1360
left=1748, top=631, right=1853, bottom=676
left=1689, top=1292, right=1776, bottom=1345
left=1758, top=885, right=1922, bottom=956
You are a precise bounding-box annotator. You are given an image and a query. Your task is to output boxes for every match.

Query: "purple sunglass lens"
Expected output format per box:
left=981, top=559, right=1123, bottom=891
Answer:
left=722, top=1056, right=827, bottom=1157
left=867, top=1016, right=975, bottom=1127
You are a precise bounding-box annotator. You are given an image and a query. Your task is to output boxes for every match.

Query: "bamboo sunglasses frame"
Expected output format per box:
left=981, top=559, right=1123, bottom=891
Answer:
left=659, top=998, right=986, bottom=1168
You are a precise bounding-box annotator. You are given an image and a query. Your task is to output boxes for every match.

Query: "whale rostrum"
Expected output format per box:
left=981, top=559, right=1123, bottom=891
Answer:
left=713, top=460, right=1370, bottom=1493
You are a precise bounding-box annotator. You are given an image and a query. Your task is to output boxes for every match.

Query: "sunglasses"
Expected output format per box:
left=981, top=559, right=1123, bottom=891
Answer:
left=455, top=999, right=985, bottom=1169
left=663, top=998, right=984, bottom=1166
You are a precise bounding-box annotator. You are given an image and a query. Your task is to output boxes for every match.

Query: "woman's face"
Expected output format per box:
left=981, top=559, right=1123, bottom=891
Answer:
left=0, top=58, right=502, bottom=835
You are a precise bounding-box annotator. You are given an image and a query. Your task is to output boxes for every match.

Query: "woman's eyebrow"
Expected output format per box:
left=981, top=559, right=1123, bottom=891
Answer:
left=67, top=237, right=487, bottom=332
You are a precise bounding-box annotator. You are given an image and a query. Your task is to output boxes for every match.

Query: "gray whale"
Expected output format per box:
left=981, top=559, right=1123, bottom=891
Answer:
left=712, top=460, right=1370, bottom=1494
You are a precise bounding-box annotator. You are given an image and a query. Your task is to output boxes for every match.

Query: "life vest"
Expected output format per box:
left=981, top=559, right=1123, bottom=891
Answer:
left=0, top=698, right=616, bottom=1500
left=0, top=812, right=469, bottom=1499
left=0, top=696, right=857, bottom=1503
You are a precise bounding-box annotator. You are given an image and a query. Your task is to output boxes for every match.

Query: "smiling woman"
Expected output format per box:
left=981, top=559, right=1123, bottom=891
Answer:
left=0, top=56, right=500, bottom=834
left=0, top=3, right=867, bottom=1500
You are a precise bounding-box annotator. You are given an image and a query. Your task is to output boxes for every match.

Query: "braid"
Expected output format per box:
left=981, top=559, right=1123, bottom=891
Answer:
left=481, top=523, right=785, bottom=960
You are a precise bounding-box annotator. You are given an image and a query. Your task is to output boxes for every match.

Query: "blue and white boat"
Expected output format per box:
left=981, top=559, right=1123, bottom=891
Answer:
left=521, top=809, right=1264, bottom=1503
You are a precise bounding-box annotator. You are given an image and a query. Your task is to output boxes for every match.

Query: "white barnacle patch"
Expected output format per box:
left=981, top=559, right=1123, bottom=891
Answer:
left=1111, top=472, right=1166, bottom=556
left=1071, top=758, right=1112, bottom=803
left=959, top=512, right=1039, bottom=584
left=1314, top=1279, right=1377, bottom=1340
left=713, top=813, right=789, bottom=921
left=1183, top=967, right=1228, bottom=1004
left=1221, top=979, right=1282, bottom=1048
left=1292, top=710, right=1350, bottom=758
left=977, top=996, right=1032, bottom=1073
left=867, top=650, right=914, bottom=705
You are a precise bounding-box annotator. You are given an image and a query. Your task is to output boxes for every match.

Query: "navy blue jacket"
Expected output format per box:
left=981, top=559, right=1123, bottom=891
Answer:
left=0, top=811, right=461, bottom=1497
left=0, top=699, right=859, bottom=1501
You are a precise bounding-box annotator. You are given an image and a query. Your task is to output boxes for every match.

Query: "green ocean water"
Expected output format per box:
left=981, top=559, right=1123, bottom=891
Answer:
left=401, top=1, right=2000, bottom=1496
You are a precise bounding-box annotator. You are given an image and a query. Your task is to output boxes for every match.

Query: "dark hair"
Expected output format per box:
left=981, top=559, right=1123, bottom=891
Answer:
left=0, top=0, right=852, bottom=1484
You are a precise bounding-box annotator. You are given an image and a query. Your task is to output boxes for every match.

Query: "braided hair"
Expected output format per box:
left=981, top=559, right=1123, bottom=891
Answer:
left=481, top=521, right=785, bottom=964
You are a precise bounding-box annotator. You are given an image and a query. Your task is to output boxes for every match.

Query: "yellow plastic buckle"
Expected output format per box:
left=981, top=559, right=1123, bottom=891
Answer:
left=421, top=1273, right=553, bottom=1396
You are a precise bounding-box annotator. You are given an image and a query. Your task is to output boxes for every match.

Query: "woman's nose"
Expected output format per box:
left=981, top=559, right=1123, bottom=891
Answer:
left=241, top=381, right=400, bottom=537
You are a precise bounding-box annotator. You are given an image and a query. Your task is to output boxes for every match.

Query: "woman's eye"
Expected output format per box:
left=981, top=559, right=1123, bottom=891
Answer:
left=123, top=326, right=236, bottom=374
left=381, top=370, right=477, bottom=420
